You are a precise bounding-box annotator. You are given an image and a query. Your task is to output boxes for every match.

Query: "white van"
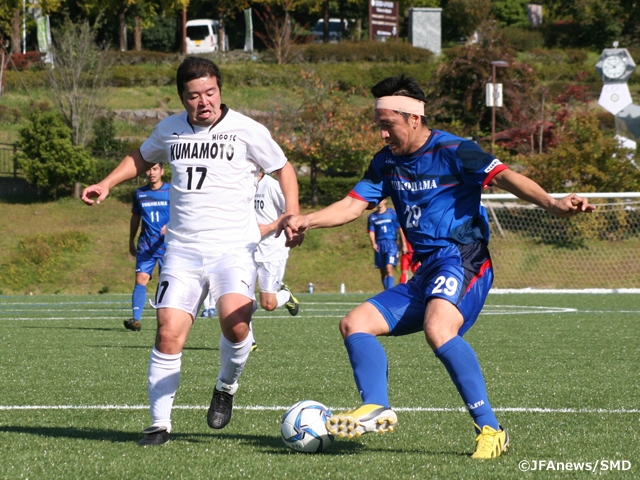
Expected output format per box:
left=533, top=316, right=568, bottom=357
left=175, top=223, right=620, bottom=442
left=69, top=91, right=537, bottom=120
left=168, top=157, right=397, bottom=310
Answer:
left=185, top=19, right=219, bottom=54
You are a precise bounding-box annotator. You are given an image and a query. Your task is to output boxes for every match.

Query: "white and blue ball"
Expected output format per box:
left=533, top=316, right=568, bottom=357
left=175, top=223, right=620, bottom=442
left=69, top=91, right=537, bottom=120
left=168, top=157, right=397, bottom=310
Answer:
left=280, top=400, right=334, bottom=453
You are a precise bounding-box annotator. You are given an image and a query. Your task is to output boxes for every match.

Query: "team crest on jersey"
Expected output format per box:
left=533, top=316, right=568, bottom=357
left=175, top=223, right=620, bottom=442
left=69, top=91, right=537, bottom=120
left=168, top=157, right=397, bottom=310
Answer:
left=390, top=179, right=438, bottom=191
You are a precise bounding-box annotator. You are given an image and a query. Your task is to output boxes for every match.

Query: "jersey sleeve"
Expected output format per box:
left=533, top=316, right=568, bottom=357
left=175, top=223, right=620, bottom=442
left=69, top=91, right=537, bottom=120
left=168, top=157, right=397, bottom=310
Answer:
left=455, top=140, right=509, bottom=186
left=349, top=156, right=386, bottom=205
left=367, top=214, right=375, bottom=233
left=246, top=122, right=287, bottom=173
left=140, top=123, right=171, bottom=164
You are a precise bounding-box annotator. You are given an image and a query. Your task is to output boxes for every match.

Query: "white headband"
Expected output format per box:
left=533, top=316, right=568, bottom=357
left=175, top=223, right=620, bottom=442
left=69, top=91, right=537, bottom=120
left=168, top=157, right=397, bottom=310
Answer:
left=374, top=96, right=425, bottom=116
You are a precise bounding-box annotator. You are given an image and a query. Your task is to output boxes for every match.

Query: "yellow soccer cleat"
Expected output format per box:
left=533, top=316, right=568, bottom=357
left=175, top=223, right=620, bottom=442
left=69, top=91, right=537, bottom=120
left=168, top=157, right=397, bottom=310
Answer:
left=326, top=404, right=398, bottom=439
left=471, top=423, right=510, bottom=459
left=281, top=284, right=300, bottom=316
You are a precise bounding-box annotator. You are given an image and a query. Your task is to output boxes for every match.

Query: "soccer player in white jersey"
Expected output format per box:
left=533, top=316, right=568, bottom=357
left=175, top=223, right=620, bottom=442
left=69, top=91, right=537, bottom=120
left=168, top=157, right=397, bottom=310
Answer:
left=254, top=170, right=300, bottom=319
left=81, top=57, right=300, bottom=446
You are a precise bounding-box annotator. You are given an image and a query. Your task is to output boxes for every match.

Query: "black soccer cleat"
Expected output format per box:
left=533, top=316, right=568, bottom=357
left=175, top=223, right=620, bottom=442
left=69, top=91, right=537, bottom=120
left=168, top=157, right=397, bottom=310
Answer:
left=137, top=426, right=170, bottom=446
left=124, top=318, right=141, bottom=331
left=207, top=380, right=238, bottom=429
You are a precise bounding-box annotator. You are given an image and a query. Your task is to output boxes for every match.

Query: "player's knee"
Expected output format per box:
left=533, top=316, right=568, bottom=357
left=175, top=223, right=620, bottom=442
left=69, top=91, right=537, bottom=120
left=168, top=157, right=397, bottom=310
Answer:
left=260, top=299, right=277, bottom=311
left=222, top=321, right=250, bottom=343
left=424, top=320, right=458, bottom=350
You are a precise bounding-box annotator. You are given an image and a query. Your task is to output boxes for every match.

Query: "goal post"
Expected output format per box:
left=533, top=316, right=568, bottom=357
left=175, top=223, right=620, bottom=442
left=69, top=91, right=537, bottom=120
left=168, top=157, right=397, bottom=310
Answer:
left=481, top=192, right=640, bottom=290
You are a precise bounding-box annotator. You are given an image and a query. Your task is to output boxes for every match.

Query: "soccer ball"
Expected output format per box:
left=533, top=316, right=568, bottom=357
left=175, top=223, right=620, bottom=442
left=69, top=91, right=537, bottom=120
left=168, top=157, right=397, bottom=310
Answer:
left=280, top=400, right=334, bottom=453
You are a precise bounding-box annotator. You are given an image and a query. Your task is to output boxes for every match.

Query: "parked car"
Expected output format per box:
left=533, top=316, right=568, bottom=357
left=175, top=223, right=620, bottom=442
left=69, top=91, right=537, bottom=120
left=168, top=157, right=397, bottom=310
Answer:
left=311, top=18, right=350, bottom=43
left=186, top=19, right=219, bottom=54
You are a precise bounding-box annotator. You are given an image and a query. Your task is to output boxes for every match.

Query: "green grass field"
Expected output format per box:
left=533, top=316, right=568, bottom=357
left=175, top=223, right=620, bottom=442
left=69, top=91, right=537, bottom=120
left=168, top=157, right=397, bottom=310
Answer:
left=1, top=292, right=638, bottom=479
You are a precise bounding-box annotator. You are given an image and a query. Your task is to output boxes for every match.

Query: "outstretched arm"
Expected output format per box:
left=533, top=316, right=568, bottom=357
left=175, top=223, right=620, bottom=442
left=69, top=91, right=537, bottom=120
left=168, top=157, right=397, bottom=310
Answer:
left=490, top=169, right=595, bottom=217
left=279, top=195, right=370, bottom=248
left=81, top=149, right=153, bottom=206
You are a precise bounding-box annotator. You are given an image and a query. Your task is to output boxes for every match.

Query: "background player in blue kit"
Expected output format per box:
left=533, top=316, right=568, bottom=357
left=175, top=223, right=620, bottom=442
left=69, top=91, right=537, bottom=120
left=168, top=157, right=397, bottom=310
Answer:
left=281, top=74, right=595, bottom=459
left=368, top=198, right=402, bottom=290
left=125, top=162, right=170, bottom=332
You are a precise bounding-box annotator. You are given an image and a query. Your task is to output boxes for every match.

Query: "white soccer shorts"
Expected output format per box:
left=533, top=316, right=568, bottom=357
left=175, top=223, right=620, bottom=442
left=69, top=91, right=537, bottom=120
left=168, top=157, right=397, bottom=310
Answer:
left=256, top=259, right=288, bottom=294
left=152, top=245, right=257, bottom=318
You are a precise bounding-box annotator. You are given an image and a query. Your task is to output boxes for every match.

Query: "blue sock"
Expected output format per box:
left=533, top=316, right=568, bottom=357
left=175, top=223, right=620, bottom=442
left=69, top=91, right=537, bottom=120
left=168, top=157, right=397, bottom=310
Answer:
left=434, top=336, right=499, bottom=430
left=132, top=284, right=147, bottom=321
left=383, top=276, right=394, bottom=290
left=344, top=333, right=389, bottom=407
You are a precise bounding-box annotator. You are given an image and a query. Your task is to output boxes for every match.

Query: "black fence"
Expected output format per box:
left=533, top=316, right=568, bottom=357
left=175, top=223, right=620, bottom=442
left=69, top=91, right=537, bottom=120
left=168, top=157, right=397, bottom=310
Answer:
left=0, top=143, right=20, bottom=177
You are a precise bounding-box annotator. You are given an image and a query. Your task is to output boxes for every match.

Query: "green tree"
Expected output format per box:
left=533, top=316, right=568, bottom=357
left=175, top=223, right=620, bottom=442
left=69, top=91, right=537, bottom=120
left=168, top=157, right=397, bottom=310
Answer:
left=492, top=0, right=530, bottom=28
left=519, top=110, right=640, bottom=193
left=441, top=0, right=492, bottom=42
left=16, top=105, right=96, bottom=199
left=542, top=0, right=629, bottom=47
left=273, top=71, right=378, bottom=206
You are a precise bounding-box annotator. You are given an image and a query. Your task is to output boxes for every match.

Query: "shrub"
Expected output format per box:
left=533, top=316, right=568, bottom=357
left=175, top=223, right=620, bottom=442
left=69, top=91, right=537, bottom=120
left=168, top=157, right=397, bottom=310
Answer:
left=16, top=105, right=96, bottom=199
left=8, top=52, right=44, bottom=71
left=300, top=41, right=433, bottom=64
left=500, top=26, right=544, bottom=51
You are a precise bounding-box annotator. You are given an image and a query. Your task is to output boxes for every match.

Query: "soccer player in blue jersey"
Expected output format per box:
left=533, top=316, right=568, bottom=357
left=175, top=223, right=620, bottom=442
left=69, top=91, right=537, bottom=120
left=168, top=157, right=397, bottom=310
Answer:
left=281, top=74, right=595, bottom=459
left=124, top=163, right=170, bottom=332
left=368, top=198, right=402, bottom=290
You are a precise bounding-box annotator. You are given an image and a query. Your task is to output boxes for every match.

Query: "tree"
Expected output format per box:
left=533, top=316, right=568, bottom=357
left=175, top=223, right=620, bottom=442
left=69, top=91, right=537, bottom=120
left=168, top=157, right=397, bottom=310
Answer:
left=16, top=104, right=96, bottom=199
left=491, top=0, right=530, bottom=28
left=0, top=0, right=23, bottom=54
left=80, top=0, right=135, bottom=51
left=441, top=0, right=492, bottom=43
left=518, top=110, right=640, bottom=193
left=429, top=30, right=540, bottom=138
left=542, top=0, right=629, bottom=48
left=273, top=71, right=378, bottom=205
left=45, top=18, right=112, bottom=148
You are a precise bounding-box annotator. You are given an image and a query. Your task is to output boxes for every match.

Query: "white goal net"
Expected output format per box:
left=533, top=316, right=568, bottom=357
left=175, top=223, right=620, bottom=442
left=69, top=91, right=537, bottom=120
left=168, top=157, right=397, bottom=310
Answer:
left=482, top=193, right=640, bottom=290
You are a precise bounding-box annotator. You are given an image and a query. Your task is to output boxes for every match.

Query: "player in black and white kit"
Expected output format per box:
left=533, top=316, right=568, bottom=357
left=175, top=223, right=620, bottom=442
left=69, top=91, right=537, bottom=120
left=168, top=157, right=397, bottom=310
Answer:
left=81, top=57, right=300, bottom=446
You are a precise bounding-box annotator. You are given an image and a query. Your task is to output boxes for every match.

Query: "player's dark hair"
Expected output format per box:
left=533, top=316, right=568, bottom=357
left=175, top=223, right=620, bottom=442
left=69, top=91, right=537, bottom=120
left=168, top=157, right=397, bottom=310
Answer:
left=371, top=74, right=428, bottom=125
left=176, top=57, right=222, bottom=97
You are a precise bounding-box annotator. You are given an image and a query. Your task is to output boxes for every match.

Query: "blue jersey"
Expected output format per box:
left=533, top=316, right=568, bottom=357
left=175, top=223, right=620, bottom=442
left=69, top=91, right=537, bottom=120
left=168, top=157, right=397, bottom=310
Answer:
left=351, top=130, right=507, bottom=257
left=368, top=209, right=400, bottom=241
left=132, top=183, right=171, bottom=258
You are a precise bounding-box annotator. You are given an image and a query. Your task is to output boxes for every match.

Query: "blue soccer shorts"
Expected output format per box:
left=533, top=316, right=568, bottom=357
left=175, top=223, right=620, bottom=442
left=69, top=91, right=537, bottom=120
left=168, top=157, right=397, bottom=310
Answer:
left=367, top=242, right=493, bottom=337
left=136, top=254, right=164, bottom=278
left=374, top=239, right=399, bottom=268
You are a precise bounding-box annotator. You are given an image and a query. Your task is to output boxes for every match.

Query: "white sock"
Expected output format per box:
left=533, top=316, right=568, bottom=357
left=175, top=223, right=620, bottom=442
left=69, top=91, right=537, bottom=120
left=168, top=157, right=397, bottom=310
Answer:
left=276, top=289, right=290, bottom=309
left=148, top=348, right=182, bottom=433
left=218, top=330, right=254, bottom=386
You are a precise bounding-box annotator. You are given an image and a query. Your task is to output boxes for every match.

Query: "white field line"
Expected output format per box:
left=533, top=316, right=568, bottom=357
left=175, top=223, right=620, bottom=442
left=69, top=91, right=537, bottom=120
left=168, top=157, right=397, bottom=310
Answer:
left=0, top=404, right=638, bottom=414
left=6, top=307, right=640, bottom=321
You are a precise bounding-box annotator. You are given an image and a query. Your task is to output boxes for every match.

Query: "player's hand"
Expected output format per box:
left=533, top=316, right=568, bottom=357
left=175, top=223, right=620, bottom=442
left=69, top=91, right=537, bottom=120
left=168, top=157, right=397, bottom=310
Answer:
left=372, top=243, right=379, bottom=253
left=277, top=214, right=308, bottom=248
left=552, top=194, right=596, bottom=218
left=81, top=183, right=110, bottom=206
left=129, top=244, right=137, bottom=257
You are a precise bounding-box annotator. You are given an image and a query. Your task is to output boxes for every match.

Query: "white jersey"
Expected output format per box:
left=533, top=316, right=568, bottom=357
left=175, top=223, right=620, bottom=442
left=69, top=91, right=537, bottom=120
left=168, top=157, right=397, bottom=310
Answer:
left=140, top=107, right=287, bottom=253
left=254, top=174, right=289, bottom=262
